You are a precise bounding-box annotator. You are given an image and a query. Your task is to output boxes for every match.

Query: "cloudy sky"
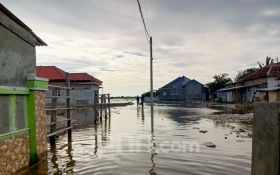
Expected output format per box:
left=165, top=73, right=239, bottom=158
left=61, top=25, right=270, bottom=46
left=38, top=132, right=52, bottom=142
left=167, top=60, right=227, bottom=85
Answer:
left=2, top=0, right=280, bottom=96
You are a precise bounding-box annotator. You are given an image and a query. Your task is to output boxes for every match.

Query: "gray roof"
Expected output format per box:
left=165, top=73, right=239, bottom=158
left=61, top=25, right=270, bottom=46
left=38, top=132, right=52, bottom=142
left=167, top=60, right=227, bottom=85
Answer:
left=217, top=85, right=247, bottom=92
left=160, top=76, right=191, bottom=89
left=258, top=87, right=280, bottom=92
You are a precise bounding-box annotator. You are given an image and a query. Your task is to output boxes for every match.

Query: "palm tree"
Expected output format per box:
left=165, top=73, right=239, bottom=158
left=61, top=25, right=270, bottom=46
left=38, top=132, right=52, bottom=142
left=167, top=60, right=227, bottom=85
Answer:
left=257, top=56, right=275, bottom=68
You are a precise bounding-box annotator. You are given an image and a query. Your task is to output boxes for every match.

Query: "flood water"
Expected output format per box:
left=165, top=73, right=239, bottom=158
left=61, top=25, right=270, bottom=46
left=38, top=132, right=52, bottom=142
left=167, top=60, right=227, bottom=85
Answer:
left=23, top=102, right=252, bottom=175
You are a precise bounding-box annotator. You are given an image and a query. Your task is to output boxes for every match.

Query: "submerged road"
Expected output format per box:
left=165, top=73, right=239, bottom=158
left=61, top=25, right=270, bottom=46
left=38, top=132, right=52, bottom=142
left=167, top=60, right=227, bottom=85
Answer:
left=23, top=102, right=252, bottom=175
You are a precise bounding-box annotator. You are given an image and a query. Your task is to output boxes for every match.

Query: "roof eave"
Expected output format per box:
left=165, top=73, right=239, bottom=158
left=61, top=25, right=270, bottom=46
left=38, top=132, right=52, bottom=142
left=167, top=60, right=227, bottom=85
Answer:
left=0, top=3, right=47, bottom=46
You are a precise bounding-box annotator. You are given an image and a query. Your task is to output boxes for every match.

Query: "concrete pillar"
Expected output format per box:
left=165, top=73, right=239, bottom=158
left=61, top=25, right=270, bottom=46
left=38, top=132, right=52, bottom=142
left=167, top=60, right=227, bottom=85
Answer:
left=252, top=102, right=279, bottom=175
left=35, top=91, right=48, bottom=160
left=26, top=76, right=48, bottom=163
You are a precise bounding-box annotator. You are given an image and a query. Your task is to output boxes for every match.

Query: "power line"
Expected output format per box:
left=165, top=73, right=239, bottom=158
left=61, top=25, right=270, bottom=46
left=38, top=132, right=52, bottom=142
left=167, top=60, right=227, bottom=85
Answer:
left=136, top=0, right=150, bottom=42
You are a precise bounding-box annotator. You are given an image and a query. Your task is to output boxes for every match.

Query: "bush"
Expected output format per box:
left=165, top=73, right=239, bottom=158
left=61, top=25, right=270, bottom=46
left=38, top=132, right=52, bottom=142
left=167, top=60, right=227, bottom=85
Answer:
left=215, top=97, right=223, bottom=103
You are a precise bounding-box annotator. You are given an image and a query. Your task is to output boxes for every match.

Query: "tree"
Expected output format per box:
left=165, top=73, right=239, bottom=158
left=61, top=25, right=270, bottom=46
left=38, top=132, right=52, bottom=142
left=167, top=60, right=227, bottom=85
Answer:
left=257, top=56, right=275, bottom=68
left=207, top=73, right=232, bottom=93
left=142, top=90, right=158, bottom=97
left=234, top=68, right=257, bottom=82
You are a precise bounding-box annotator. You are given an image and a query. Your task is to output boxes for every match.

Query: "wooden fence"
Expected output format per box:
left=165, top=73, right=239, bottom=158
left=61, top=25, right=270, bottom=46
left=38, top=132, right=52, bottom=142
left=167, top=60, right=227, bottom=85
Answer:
left=45, top=85, right=111, bottom=144
left=46, top=85, right=72, bottom=144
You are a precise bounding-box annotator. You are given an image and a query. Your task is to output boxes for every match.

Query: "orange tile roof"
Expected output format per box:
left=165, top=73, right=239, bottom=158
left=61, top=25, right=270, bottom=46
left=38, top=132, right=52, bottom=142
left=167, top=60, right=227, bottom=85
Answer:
left=242, top=64, right=280, bottom=81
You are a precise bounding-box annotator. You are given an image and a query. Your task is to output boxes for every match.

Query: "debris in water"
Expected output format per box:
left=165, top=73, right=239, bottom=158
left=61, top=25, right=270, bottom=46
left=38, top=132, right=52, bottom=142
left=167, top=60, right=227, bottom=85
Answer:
left=199, top=130, right=207, bottom=133
left=202, top=142, right=216, bottom=148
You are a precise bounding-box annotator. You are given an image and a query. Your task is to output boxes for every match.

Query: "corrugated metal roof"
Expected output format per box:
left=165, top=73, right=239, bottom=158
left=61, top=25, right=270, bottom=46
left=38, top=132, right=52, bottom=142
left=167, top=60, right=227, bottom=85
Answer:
left=160, top=76, right=191, bottom=89
left=258, top=87, right=280, bottom=92
left=217, top=85, right=247, bottom=91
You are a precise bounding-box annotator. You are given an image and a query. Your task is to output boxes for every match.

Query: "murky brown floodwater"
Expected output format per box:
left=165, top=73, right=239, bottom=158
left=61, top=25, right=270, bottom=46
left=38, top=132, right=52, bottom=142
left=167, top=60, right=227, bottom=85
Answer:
left=23, top=102, right=252, bottom=175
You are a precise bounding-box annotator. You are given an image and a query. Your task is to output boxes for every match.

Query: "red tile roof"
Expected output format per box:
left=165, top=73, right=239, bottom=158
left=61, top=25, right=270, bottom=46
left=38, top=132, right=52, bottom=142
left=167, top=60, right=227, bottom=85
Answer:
left=70, top=73, right=102, bottom=85
left=36, top=66, right=65, bottom=81
left=36, top=66, right=102, bottom=85
left=242, top=64, right=280, bottom=81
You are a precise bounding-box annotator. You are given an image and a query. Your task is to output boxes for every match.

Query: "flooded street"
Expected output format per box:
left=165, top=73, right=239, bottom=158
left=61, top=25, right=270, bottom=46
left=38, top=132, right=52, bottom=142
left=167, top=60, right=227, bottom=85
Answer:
left=24, top=102, right=252, bottom=175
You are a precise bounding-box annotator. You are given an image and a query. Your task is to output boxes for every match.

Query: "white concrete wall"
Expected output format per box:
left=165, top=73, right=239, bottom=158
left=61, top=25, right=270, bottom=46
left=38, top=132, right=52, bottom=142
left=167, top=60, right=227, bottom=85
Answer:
left=267, top=77, right=279, bottom=88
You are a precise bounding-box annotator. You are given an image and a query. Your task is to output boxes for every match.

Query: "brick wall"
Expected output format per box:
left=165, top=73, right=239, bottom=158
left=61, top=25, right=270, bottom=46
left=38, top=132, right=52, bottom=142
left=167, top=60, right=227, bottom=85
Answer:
left=0, top=133, right=30, bottom=175
left=35, top=91, right=47, bottom=161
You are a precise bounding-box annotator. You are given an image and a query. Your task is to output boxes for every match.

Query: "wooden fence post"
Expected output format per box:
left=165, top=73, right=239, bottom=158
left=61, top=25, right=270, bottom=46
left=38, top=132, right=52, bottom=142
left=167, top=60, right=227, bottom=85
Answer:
left=50, top=88, right=58, bottom=145
left=94, top=92, right=97, bottom=124
left=108, top=94, right=111, bottom=117
left=65, top=73, right=72, bottom=142
left=105, top=94, right=108, bottom=117
left=100, top=94, right=103, bottom=119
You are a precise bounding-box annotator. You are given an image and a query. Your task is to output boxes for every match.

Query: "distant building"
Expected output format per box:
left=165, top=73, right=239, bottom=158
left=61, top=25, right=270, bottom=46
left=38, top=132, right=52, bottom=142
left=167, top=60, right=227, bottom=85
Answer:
left=36, top=66, right=102, bottom=105
left=184, top=79, right=208, bottom=102
left=157, top=76, right=208, bottom=102
left=217, top=64, right=280, bottom=103
left=158, top=76, right=190, bottom=101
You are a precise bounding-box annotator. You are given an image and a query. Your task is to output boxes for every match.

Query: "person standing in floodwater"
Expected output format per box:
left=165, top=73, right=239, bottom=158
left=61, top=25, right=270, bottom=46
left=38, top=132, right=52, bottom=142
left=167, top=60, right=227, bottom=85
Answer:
left=140, top=95, right=145, bottom=107
left=136, top=95, right=140, bottom=106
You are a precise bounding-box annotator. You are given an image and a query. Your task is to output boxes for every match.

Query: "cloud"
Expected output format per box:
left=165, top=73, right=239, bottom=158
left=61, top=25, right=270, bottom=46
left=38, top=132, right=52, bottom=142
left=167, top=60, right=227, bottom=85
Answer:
left=124, top=51, right=145, bottom=57
left=1, top=0, right=280, bottom=96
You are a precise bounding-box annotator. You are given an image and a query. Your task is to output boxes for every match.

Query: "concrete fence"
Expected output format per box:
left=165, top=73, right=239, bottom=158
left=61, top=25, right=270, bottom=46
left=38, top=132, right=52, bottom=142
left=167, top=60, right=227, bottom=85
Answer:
left=252, top=102, right=279, bottom=175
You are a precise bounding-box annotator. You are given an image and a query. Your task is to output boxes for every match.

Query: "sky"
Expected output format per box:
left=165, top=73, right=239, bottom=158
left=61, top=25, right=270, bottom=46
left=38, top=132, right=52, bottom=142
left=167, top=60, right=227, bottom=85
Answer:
left=1, top=0, right=280, bottom=96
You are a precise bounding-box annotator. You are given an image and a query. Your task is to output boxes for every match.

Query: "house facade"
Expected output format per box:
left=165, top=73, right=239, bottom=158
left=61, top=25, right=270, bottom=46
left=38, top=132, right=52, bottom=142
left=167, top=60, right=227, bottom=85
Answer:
left=217, top=64, right=280, bottom=103
left=184, top=79, right=208, bottom=102
left=157, top=76, right=208, bottom=102
left=1, top=3, right=48, bottom=174
left=158, top=76, right=190, bottom=101
left=36, top=66, right=102, bottom=106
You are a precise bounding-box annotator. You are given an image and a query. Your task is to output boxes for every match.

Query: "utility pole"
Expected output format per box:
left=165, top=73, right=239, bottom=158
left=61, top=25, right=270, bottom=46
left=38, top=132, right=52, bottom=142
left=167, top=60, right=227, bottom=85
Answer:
left=150, top=36, right=153, bottom=107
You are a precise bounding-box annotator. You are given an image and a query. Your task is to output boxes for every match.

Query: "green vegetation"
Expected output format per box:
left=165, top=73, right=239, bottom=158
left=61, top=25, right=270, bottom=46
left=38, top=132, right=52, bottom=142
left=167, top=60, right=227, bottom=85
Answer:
left=257, top=56, right=278, bottom=68
left=207, top=56, right=279, bottom=93
left=234, top=68, right=257, bottom=82
left=207, top=73, right=232, bottom=94
left=240, top=120, right=253, bottom=125
left=142, top=90, right=158, bottom=97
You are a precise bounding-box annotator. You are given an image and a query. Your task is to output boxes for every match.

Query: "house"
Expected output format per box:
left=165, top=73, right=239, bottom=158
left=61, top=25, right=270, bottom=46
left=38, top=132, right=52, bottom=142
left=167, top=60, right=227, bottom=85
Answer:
left=217, top=83, right=243, bottom=103
left=245, top=64, right=280, bottom=102
left=1, top=3, right=48, bottom=173
left=158, top=76, right=190, bottom=101
left=217, top=64, right=280, bottom=103
left=184, top=79, right=208, bottom=102
left=157, top=76, right=208, bottom=102
left=36, top=66, right=102, bottom=105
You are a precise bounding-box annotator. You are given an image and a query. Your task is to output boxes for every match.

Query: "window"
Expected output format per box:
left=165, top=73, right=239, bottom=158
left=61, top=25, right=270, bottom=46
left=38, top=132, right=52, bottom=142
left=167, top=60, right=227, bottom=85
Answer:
left=57, top=90, right=61, bottom=97
left=0, top=95, right=26, bottom=134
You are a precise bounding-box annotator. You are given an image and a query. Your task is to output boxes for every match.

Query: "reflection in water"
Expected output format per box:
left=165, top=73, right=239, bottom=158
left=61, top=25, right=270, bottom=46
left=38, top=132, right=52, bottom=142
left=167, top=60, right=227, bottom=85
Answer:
left=102, top=116, right=109, bottom=144
left=50, top=145, right=62, bottom=175
left=141, top=106, right=145, bottom=125
left=137, top=106, right=140, bottom=118
left=50, top=142, right=76, bottom=174
left=49, top=142, right=76, bottom=175
left=65, top=143, right=76, bottom=174
left=94, top=124, right=98, bottom=156
left=149, top=106, right=157, bottom=175
left=23, top=103, right=252, bottom=175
